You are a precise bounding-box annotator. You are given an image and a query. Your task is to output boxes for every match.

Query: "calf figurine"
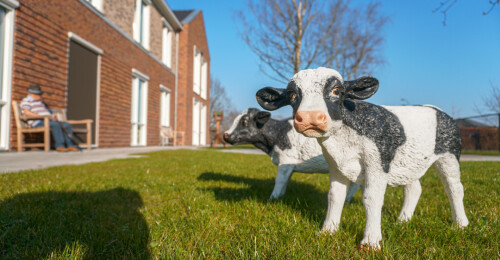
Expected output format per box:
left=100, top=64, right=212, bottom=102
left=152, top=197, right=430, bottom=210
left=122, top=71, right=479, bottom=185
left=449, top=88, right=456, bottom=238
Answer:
left=256, top=67, right=468, bottom=249
left=223, top=108, right=361, bottom=201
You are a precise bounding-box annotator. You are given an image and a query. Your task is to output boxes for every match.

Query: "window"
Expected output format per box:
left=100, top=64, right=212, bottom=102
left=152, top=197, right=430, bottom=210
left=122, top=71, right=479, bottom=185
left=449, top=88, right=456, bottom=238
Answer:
left=162, top=21, right=172, bottom=67
left=193, top=47, right=201, bottom=95
left=160, top=85, right=171, bottom=127
left=84, top=0, right=103, bottom=11
left=133, top=0, right=150, bottom=49
left=192, top=98, right=200, bottom=145
left=192, top=99, right=207, bottom=146
left=200, top=59, right=207, bottom=99
left=0, top=1, right=16, bottom=150
left=193, top=46, right=208, bottom=99
left=131, top=70, right=149, bottom=146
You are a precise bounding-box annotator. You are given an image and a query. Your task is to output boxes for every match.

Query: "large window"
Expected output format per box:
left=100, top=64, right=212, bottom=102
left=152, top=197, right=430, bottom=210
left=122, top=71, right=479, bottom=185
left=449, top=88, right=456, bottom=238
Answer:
left=133, top=0, right=150, bottom=49
left=160, top=85, right=171, bottom=127
left=162, top=21, right=172, bottom=67
left=0, top=1, right=16, bottom=150
left=200, top=59, right=207, bottom=99
left=193, top=46, right=207, bottom=99
left=193, top=47, right=201, bottom=95
left=131, top=70, right=149, bottom=146
left=192, top=98, right=207, bottom=146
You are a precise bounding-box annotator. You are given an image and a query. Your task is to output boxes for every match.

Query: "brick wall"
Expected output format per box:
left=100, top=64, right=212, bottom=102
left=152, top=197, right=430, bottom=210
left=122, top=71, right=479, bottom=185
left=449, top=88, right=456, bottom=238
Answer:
left=10, top=0, right=177, bottom=149
left=176, top=12, right=210, bottom=145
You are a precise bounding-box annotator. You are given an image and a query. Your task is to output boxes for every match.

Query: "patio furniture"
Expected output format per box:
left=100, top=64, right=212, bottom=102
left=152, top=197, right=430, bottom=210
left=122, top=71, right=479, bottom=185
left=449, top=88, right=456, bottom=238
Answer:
left=11, top=100, right=51, bottom=152
left=160, top=126, right=184, bottom=146
left=51, top=109, right=93, bottom=150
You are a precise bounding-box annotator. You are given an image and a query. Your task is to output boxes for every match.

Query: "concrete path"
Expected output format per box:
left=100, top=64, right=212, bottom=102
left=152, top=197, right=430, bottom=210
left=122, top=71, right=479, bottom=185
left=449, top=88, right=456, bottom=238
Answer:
left=1, top=147, right=498, bottom=174
left=0, top=146, right=197, bottom=174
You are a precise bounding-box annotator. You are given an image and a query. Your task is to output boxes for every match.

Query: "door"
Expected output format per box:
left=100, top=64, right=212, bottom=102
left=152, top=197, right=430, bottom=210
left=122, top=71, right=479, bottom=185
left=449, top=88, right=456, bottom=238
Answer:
left=67, top=40, right=98, bottom=145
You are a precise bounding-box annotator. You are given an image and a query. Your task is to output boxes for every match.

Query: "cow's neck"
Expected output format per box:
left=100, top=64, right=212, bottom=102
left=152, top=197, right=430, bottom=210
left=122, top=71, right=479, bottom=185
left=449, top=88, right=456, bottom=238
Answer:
left=252, top=119, right=292, bottom=155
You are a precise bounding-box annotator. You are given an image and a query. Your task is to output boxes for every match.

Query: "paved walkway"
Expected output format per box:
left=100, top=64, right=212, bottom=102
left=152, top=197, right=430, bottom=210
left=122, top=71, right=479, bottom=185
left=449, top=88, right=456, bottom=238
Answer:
left=1, top=147, right=498, bottom=174
left=0, top=146, right=197, bottom=174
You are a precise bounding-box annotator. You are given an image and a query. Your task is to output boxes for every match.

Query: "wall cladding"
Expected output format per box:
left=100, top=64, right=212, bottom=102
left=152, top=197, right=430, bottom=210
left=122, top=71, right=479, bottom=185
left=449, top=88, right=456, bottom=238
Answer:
left=10, top=0, right=177, bottom=149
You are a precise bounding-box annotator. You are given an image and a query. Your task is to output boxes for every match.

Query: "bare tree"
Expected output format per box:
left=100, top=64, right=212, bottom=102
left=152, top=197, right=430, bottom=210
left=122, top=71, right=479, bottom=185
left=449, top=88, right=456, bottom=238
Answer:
left=322, top=1, right=388, bottom=80
left=236, top=0, right=388, bottom=83
left=482, top=82, right=500, bottom=113
left=209, top=77, right=239, bottom=132
left=433, top=0, right=499, bottom=26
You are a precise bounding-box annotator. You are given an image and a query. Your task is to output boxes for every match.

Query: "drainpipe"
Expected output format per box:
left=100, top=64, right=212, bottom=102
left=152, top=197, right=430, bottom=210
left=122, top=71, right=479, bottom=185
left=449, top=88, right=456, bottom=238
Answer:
left=174, top=32, right=179, bottom=138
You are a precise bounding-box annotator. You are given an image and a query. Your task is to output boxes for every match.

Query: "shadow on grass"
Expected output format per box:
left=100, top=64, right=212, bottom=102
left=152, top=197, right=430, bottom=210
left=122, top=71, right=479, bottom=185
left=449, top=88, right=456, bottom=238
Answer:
left=198, top=172, right=329, bottom=224
left=0, top=188, right=150, bottom=259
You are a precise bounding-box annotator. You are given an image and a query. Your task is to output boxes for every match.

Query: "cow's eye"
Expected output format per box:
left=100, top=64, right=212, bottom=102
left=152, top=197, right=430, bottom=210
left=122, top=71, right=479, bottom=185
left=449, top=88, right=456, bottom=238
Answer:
left=242, top=119, right=248, bottom=127
left=332, top=88, right=341, bottom=97
left=288, top=91, right=296, bottom=101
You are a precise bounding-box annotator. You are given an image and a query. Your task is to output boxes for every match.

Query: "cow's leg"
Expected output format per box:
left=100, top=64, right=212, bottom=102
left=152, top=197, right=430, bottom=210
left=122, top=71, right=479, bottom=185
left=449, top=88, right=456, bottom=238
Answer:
left=360, top=173, right=387, bottom=249
left=398, top=180, right=422, bottom=222
left=433, top=154, right=469, bottom=227
left=269, top=164, right=295, bottom=200
left=322, top=170, right=349, bottom=233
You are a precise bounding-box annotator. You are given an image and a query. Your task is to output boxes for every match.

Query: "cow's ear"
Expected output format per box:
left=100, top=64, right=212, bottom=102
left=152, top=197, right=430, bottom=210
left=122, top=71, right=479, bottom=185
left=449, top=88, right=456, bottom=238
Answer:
left=344, top=76, right=379, bottom=100
left=254, top=111, right=271, bottom=127
left=256, top=87, right=290, bottom=111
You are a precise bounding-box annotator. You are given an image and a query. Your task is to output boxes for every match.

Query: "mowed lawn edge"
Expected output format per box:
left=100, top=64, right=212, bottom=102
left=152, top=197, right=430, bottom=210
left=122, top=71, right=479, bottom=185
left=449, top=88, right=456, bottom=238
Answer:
left=0, top=149, right=498, bottom=259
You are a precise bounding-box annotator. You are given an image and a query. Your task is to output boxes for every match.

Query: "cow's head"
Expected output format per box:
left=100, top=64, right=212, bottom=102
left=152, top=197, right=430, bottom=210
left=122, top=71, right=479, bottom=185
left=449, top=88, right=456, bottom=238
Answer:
left=256, top=67, right=378, bottom=138
left=223, top=108, right=271, bottom=144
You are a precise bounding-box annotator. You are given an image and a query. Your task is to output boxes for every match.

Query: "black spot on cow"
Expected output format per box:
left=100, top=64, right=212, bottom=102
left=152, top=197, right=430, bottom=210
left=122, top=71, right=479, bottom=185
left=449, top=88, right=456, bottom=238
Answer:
left=224, top=108, right=293, bottom=154
left=430, top=107, right=461, bottom=160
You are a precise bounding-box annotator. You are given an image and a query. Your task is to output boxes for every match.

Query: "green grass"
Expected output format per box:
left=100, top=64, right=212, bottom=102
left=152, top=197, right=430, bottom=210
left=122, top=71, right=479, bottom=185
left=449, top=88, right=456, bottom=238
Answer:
left=208, top=144, right=257, bottom=150
left=0, top=150, right=498, bottom=259
left=462, top=149, right=500, bottom=156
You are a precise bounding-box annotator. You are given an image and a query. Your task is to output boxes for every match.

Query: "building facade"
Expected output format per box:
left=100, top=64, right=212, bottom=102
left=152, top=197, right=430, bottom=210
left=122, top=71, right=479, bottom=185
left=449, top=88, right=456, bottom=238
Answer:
left=0, top=0, right=210, bottom=150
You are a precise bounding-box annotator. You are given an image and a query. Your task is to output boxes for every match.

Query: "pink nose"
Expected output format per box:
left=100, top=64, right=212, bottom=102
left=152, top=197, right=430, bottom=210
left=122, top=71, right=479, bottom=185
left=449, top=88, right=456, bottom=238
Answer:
left=294, top=110, right=328, bottom=132
left=224, top=132, right=229, bottom=139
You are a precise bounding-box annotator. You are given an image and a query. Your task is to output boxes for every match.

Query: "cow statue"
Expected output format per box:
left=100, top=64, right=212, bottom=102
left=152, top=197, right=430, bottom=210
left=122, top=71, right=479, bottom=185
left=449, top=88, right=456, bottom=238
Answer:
left=223, top=108, right=362, bottom=201
left=256, top=67, right=468, bottom=249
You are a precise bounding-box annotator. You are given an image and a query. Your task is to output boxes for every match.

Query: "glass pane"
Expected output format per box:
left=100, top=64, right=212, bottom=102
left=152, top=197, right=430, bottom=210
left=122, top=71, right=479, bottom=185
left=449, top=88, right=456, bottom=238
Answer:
left=137, top=80, right=142, bottom=124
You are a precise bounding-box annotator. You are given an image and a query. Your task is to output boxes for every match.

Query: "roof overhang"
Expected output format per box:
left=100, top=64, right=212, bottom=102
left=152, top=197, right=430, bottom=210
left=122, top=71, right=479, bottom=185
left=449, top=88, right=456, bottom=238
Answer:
left=151, top=0, right=183, bottom=31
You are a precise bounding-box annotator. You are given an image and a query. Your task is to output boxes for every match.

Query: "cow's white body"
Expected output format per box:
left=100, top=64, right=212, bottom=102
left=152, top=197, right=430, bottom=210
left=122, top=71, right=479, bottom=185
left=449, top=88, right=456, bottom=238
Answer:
left=256, top=67, right=469, bottom=249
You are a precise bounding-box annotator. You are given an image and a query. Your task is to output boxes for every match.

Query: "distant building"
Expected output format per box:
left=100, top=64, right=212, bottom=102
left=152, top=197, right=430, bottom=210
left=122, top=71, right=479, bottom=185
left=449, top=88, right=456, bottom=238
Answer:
left=0, top=0, right=210, bottom=150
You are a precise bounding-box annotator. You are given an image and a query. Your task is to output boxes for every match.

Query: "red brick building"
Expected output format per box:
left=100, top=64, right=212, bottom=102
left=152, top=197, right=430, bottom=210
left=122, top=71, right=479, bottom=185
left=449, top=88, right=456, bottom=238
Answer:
left=0, top=0, right=210, bottom=150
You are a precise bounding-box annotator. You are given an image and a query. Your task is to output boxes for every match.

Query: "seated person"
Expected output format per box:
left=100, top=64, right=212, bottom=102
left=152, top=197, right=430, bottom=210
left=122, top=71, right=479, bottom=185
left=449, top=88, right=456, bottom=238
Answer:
left=20, top=84, right=79, bottom=152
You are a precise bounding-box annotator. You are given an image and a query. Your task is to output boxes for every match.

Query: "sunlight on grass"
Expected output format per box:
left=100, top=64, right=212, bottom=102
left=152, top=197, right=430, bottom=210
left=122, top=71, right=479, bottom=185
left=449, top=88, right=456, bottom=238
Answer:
left=0, top=150, right=498, bottom=258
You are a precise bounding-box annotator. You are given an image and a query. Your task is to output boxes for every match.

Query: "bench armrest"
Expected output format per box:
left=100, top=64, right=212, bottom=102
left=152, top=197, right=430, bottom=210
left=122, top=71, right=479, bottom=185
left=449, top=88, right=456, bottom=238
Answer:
left=20, top=115, right=51, bottom=120
left=66, top=119, right=93, bottom=125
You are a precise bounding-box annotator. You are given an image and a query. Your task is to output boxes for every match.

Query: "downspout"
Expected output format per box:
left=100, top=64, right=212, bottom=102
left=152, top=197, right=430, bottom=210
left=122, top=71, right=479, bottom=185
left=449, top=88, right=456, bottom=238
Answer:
left=174, top=31, right=179, bottom=135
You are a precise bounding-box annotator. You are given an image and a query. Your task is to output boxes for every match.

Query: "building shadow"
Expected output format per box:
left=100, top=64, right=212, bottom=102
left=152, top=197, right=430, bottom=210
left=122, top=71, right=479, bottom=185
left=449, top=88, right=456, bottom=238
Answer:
left=198, top=172, right=329, bottom=224
left=0, top=188, right=150, bottom=259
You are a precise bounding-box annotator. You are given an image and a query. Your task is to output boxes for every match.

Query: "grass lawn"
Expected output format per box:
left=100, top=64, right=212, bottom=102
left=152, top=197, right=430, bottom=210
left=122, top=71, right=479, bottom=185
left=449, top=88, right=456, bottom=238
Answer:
left=0, top=150, right=498, bottom=259
left=461, top=150, right=500, bottom=156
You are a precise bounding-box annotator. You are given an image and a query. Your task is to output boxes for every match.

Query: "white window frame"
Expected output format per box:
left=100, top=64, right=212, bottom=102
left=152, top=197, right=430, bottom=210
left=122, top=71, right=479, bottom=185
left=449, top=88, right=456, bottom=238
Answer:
left=0, top=0, right=17, bottom=150
left=84, top=0, right=103, bottom=12
left=200, top=59, right=207, bottom=99
left=162, top=19, right=172, bottom=67
left=192, top=98, right=200, bottom=146
left=131, top=69, right=149, bottom=146
left=160, top=85, right=171, bottom=127
left=133, top=0, right=150, bottom=50
left=193, top=46, right=201, bottom=95
left=200, top=103, right=207, bottom=145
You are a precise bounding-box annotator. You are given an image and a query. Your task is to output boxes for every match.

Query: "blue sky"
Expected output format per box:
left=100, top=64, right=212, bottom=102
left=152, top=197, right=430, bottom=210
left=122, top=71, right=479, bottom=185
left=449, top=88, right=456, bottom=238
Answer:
left=166, top=0, right=500, bottom=119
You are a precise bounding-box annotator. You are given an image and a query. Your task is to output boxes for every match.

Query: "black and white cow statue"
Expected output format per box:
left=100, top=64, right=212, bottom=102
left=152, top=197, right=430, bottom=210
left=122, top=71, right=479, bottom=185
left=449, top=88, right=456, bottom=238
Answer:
left=256, top=67, right=468, bottom=249
left=223, top=108, right=361, bottom=201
